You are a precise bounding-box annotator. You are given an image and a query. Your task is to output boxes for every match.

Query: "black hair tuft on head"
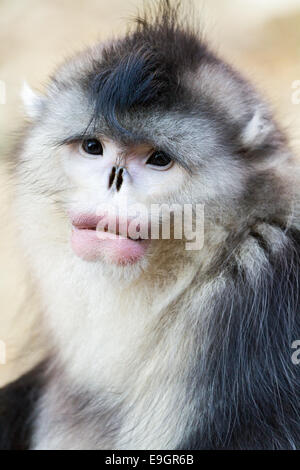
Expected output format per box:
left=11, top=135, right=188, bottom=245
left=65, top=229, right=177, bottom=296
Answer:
left=89, top=0, right=213, bottom=134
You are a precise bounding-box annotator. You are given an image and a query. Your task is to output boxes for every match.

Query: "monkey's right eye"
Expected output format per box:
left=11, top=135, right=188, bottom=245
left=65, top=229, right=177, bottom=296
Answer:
left=81, top=139, right=103, bottom=156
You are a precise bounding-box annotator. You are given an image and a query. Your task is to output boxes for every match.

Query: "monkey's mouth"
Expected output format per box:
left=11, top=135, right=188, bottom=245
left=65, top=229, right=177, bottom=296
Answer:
left=70, top=213, right=150, bottom=264
left=76, top=225, right=144, bottom=242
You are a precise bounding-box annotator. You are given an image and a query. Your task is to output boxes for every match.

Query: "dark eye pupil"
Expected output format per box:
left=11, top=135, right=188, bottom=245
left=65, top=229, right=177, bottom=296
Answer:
left=82, top=139, right=103, bottom=155
left=147, top=151, right=171, bottom=167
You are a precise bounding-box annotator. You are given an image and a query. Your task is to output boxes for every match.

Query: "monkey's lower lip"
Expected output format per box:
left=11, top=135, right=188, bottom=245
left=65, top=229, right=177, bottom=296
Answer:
left=71, top=226, right=150, bottom=264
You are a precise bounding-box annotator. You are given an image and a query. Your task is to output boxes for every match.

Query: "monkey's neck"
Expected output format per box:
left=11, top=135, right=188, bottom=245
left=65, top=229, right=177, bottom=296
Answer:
left=33, top=243, right=205, bottom=449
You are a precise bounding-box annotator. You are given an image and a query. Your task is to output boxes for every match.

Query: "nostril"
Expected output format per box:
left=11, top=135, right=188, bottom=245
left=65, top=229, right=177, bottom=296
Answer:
left=116, top=168, right=124, bottom=192
left=108, top=167, right=116, bottom=189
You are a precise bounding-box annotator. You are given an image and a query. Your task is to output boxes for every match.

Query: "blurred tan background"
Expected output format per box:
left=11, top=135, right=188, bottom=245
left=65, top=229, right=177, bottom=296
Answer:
left=1, top=0, right=300, bottom=386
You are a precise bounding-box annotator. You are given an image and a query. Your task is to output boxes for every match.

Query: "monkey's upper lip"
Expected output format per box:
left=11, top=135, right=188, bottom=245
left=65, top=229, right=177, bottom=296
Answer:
left=71, top=213, right=148, bottom=242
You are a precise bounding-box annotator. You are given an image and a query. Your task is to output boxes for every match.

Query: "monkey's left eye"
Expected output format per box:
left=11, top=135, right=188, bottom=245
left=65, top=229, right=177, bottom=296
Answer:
left=80, top=138, right=103, bottom=156
left=146, top=151, right=173, bottom=170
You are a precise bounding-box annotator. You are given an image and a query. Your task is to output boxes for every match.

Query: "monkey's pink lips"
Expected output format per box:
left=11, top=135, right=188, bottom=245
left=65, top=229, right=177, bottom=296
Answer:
left=70, top=214, right=150, bottom=264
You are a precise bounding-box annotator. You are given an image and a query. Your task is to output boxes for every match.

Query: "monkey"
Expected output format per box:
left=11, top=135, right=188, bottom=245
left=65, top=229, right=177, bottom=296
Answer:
left=0, top=0, right=299, bottom=450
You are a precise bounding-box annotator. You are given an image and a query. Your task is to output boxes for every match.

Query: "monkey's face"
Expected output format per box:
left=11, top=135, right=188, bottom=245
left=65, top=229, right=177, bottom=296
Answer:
left=17, top=32, right=270, bottom=270
left=62, top=136, right=185, bottom=265
left=18, top=90, right=245, bottom=271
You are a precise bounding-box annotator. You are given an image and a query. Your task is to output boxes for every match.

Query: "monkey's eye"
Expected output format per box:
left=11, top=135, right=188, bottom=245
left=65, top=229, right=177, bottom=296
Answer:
left=81, top=138, right=103, bottom=156
left=146, top=151, right=173, bottom=170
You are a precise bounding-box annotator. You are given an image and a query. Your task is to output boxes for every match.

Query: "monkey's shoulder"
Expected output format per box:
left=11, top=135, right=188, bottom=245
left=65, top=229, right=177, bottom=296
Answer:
left=0, top=362, right=45, bottom=450
left=237, top=223, right=300, bottom=268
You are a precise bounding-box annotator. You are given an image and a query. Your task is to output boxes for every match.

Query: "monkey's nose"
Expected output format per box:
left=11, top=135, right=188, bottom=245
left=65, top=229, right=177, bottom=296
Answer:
left=108, top=167, right=126, bottom=191
left=108, top=166, right=116, bottom=189
left=115, top=168, right=124, bottom=192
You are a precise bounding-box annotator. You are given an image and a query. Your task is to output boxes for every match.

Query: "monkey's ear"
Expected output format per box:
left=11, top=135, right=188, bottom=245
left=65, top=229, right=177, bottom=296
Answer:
left=21, top=82, right=46, bottom=119
left=241, top=107, right=274, bottom=149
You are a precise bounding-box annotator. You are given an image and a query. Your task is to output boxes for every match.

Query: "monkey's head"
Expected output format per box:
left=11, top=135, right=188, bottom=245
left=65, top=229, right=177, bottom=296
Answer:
left=15, top=2, right=288, bottom=274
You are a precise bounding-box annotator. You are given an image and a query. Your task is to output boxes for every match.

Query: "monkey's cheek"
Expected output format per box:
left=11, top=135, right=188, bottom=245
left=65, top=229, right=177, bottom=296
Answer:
left=71, top=228, right=150, bottom=265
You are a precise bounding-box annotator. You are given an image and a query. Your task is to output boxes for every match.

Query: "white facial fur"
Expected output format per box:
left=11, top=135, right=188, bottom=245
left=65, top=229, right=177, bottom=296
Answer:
left=63, top=138, right=184, bottom=211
